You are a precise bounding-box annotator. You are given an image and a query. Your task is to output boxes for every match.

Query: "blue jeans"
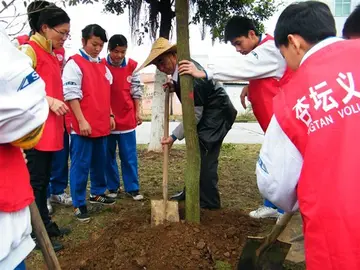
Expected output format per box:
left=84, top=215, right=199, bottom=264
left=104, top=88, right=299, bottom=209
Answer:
left=105, top=132, right=139, bottom=192
left=69, top=135, right=107, bottom=208
left=48, top=131, right=70, bottom=196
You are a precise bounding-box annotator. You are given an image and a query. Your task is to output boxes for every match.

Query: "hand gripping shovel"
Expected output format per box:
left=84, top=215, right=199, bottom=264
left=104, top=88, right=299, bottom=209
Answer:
left=237, top=212, right=294, bottom=270
left=151, top=89, right=180, bottom=226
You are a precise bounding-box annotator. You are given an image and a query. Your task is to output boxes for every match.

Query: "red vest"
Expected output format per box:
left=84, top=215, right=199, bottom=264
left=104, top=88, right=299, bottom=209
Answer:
left=103, top=58, right=138, bottom=131
left=28, top=40, right=64, bottom=151
left=17, top=35, right=65, bottom=70
left=273, top=39, right=360, bottom=270
left=0, top=145, right=34, bottom=212
left=248, top=34, right=293, bottom=132
left=66, top=55, right=111, bottom=138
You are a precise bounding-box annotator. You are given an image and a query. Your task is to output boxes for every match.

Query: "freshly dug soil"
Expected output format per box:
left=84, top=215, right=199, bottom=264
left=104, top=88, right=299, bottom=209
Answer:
left=59, top=205, right=269, bottom=270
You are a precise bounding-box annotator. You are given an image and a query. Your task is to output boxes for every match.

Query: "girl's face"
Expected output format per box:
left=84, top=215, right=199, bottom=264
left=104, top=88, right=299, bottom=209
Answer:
left=109, top=45, right=127, bottom=65
left=82, top=36, right=105, bottom=59
left=41, top=23, right=70, bottom=50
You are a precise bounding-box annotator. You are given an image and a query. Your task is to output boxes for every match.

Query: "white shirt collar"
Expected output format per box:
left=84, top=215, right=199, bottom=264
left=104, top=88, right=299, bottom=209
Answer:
left=172, top=64, right=179, bottom=82
left=300, top=37, right=343, bottom=66
left=79, top=48, right=101, bottom=63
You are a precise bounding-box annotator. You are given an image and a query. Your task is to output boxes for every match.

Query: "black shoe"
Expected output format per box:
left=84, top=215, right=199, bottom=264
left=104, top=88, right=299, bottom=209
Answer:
left=46, top=221, right=71, bottom=238
left=33, top=237, right=64, bottom=252
left=170, top=190, right=185, bottom=201
left=74, top=205, right=91, bottom=223
left=89, top=194, right=116, bottom=205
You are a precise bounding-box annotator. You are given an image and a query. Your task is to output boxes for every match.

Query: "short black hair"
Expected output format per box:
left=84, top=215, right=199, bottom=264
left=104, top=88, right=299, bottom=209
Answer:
left=224, top=16, right=259, bottom=43
left=108, top=34, right=128, bottom=51
left=274, top=1, right=336, bottom=48
left=82, top=24, right=108, bottom=43
left=31, top=5, right=70, bottom=33
left=342, top=4, right=360, bottom=38
left=27, top=1, right=51, bottom=32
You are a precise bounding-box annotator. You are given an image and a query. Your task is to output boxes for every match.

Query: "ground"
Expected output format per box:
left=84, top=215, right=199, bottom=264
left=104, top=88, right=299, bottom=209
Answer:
left=26, top=144, right=305, bottom=270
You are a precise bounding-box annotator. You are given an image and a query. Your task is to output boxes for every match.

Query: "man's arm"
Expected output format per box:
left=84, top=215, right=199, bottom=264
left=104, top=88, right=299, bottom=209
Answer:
left=179, top=41, right=284, bottom=82
left=256, top=115, right=303, bottom=212
left=172, top=106, right=203, bottom=141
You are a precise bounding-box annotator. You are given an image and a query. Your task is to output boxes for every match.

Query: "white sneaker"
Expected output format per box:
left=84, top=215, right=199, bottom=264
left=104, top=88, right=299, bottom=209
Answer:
left=126, top=191, right=144, bottom=201
left=106, top=191, right=119, bottom=199
left=249, top=206, right=280, bottom=219
left=47, top=199, right=53, bottom=215
left=50, top=193, right=72, bottom=206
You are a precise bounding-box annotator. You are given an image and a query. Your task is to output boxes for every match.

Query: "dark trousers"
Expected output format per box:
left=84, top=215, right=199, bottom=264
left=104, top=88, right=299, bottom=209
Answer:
left=199, top=140, right=223, bottom=209
left=25, top=149, right=53, bottom=225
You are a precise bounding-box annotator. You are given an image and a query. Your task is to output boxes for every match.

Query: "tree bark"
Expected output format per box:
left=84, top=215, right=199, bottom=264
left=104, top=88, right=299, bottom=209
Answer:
left=175, top=0, right=200, bottom=223
left=148, top=0, right=173, bottom=152
left=148, top=70, right=167, bottom=152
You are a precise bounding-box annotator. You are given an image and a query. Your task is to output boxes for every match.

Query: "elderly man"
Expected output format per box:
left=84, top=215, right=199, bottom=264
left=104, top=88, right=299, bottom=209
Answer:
left=137, top=38, right=237, bottom=209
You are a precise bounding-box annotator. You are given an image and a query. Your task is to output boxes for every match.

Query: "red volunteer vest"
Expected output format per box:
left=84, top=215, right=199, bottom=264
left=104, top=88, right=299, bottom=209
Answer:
left=248, top=34, right=293, bottom=132
left=274, top=39, right=360, bottom=270
left=17, top=35, right=65, bottom=70
left=28, top=40, right=64, bottom=151
left=103, top=58, right=138, bottom=131
left=66, top=55, right=111, bottom=138
left=0, top=145, right=34, bottom=212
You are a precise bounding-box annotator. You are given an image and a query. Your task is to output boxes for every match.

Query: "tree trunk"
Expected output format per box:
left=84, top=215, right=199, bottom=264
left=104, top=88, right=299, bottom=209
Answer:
left=148, top=70, right=167, bottom=152
left=148, top=0, right=174, bottom=152
left=175, top=0, right=200, bottom=223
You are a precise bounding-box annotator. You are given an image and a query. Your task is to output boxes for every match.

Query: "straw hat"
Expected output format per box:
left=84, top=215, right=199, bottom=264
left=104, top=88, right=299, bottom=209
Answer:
left=136, top=37, right=177, bottom=72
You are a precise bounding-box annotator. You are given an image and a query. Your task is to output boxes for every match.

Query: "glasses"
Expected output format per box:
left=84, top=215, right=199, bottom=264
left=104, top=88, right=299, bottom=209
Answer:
left=52, top=28, right=71, bottom=40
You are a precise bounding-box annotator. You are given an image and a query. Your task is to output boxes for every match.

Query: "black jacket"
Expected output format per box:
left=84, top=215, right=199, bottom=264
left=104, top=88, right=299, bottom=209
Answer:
left=174, top=60, right=237, bottom=145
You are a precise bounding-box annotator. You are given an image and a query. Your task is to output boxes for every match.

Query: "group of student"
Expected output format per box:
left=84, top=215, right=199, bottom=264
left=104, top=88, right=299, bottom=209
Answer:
left=1, top=0, right=360, bottom=269
left=1, top=0, right=146, bottom=266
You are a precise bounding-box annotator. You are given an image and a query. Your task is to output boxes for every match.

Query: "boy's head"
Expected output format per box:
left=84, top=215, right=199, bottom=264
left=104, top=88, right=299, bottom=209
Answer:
left=274, top=1, right=336, bottom=71
left=108, top=34, right=128, bottom=65
left=343, top=4, right=360, bottom=39
left=224, top=16, right=260, bottom=55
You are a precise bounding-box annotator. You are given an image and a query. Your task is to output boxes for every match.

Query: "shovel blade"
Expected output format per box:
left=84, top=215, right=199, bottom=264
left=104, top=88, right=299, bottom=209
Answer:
left=151, top=199, right=180, bottom=226
left=237, top=236, right=292, bottom=270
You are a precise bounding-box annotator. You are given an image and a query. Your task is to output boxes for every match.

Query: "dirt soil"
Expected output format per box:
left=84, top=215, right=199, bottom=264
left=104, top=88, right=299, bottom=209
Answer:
left=27, top=145, right=305, bottom=270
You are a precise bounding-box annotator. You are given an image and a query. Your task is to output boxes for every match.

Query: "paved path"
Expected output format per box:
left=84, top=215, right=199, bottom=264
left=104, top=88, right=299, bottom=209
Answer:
left=136, top=122, right=264, bottom=144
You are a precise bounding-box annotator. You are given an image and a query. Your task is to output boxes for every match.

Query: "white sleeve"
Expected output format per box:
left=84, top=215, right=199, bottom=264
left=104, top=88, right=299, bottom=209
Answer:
left=172, top=106, right=203, bottom=140
left=206, top=40, right=285, bottom=82
left=105, top=66, right=113, bottom=85
left=0, top=27, right=48, bottom=143
left=62, top=59, right=83, bottom=101
left=256, top=115, right=303, bottom=212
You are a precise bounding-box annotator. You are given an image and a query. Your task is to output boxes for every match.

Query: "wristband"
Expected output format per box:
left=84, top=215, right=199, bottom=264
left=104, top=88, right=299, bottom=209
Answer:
left=110, top=114, right=115, bottom=118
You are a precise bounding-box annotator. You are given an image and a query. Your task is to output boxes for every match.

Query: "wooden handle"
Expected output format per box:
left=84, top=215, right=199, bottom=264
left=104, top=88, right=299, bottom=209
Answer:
left=257, top=212, right=294, bottom=256
left=29, top=202, right=61, bottom=270
left=163, top=89, right=170, bottom=202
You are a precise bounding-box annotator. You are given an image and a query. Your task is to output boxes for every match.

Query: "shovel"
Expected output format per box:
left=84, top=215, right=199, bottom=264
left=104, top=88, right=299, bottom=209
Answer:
left=29, top=202, right=61, bottom=270
left=151, top=89, right=180, bottom=226
left=237, top=212, right=294, bottom=270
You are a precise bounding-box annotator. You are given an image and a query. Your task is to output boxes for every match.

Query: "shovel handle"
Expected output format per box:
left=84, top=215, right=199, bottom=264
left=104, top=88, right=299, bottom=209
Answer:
left=163, top=89, right=170, bottom=202
left=29, top=202, right=61, bottom=270
left=257, top=212, right=294, bottom=256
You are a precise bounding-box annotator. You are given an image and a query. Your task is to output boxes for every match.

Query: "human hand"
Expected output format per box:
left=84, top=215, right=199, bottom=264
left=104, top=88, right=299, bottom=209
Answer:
left=240, top=86, right=249, bottom=110
left=178, top=60, right=206, bottom=78
left=136, top=111, right=142, bottom=126
left=161, top=136, right=175, bottom=150
left=162, top=81, right=175, bottom=93
left=49, top=98, right=69, bottom=116
left=79, top=119, right=92, bottom=136
left=110, top=117, right=116, bottom=130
